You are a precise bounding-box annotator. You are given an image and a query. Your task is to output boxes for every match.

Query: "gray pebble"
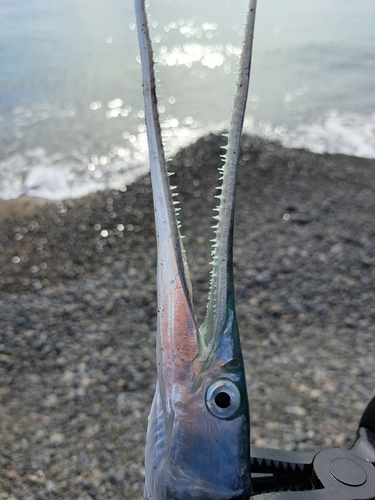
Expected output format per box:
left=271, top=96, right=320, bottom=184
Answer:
left=0, top=135, right=374, bottom=497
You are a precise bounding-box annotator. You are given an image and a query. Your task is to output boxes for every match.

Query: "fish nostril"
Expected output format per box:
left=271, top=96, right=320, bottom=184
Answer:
left=215, top=392, right=231, bottom=409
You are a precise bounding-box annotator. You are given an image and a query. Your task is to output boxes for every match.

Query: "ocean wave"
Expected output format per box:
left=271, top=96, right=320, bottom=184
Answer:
left=0, top=110, right=374, bottom=201
left=281, top=111, right=375, bottom=159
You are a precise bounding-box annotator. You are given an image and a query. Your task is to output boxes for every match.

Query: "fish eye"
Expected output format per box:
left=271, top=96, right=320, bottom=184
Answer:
left=205, top=380, right=241, bottom=419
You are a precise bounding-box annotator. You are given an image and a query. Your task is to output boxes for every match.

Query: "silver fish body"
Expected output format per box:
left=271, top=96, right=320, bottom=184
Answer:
left=135, top=1, right=257, bottom=498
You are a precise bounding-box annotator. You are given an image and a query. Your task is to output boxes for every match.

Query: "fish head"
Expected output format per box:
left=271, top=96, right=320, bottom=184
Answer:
left=144, top=253, right=251, bottom=499
left=164, top=310, right=251, bottom=500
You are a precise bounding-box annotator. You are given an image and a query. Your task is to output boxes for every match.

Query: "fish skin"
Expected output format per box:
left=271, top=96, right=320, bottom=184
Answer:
left=135, top=1, right=257, bottom=498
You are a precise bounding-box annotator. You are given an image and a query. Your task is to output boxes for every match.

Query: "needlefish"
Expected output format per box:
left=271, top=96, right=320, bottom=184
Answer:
left=135, top=1, right=257, bottom=498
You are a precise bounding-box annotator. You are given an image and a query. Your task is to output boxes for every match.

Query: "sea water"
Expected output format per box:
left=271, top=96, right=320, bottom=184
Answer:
left=1, top=0, right=374, bottom=200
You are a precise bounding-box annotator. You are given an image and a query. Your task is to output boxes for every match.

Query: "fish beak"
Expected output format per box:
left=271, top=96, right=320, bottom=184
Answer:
left=135, top=0, right=257, bottom=498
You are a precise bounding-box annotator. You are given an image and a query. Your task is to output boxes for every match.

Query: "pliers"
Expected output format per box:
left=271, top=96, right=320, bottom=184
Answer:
left=250, top=396, right=375, bottom=498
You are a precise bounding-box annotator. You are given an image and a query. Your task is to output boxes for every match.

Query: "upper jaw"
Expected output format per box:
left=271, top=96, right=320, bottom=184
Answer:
left=135, top=0, right=258, bottom=375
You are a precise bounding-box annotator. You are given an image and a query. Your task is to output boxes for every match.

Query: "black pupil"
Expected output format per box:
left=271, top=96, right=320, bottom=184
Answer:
left=215, top=392, right=231, bottom=409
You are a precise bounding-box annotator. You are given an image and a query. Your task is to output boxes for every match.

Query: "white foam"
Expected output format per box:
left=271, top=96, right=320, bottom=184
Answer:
left=0, top=120, right=210, bottom=201
left=277, top=111, right=375, bottom=159
left=0, top=152, right=84, bottom=201
left=0, top=110, right=374, bottom=202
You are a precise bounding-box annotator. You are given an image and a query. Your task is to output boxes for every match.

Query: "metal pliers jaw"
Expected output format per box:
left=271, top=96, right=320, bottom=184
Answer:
left=250, top=396, right=375, bottom=499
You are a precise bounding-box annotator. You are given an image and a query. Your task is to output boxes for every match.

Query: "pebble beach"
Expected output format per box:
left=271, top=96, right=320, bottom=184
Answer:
left=1, top=134, right=375, bottom=499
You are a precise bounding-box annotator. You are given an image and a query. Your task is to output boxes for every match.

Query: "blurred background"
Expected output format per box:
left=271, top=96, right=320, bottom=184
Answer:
left=1, top=0, right=374, bottom=200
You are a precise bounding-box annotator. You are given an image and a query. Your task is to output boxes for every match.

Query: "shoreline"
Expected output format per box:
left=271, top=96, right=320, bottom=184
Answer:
left=1, top=133, right=375, bottom=294
left=1, top=134, right=375, bottom=498
left=0, top=196, right=56, bottom=224
left=2, top=127, right=375, bottom=212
